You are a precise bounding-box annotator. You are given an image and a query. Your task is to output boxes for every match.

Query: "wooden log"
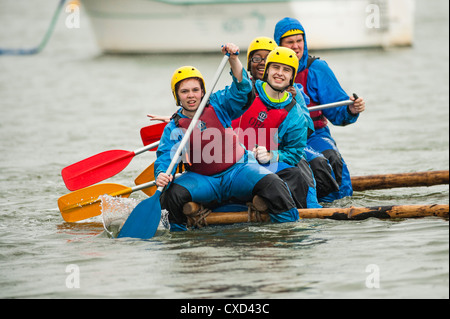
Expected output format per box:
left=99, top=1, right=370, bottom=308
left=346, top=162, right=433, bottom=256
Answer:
left=192, top=204, right=449, bottom=226
left=296, top=204, right=449, bottom=220
left=351, top=170, right=449, bottom=191
left=204, top=211, right=270, bottom=224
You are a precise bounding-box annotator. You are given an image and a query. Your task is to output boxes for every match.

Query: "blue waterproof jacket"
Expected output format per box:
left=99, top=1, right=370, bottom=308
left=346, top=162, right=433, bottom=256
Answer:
left=155, top=69, right=253, bottom=180
left=294, top=84, right=314, bottom=133
left=253, top=80, right=308, bottom=165
left=274, top=17, right=359, bottom=127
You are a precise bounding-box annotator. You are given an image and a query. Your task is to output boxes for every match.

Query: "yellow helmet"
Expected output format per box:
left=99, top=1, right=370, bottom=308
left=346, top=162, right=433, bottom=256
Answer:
left=246, top=36, right=278, bottom=71
left=281, top=28, right=304, bottom=40
left=170, top=66, right=206, bottom=105
left=263, top=47, right=299, bottom=86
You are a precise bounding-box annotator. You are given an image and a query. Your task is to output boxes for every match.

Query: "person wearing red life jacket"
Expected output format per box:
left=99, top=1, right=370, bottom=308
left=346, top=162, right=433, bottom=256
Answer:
left=231, top=37, right=321, bottom=209
left=274, top=17, right=366, bottom=202
left=155, top=44, right=299, bottom=231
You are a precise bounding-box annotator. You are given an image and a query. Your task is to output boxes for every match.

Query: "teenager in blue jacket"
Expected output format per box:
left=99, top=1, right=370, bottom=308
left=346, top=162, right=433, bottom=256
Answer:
left=274, top=17, right=366, bottom=202
left=232, top=37, right=321, bottom=209
left=155, top=44, right=299, bottom=231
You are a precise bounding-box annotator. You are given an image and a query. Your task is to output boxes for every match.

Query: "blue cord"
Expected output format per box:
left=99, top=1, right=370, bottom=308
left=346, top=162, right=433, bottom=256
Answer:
left=0, top=0, right=67, bottom=55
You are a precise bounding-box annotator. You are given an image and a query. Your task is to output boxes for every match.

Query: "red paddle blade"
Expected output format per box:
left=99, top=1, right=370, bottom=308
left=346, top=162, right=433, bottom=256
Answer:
left=61, top=149, right=134, bottom=191
left=140, top=123, right=166, bottom=148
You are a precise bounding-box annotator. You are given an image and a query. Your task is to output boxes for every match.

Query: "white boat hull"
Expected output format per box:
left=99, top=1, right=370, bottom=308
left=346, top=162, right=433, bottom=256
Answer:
left=81, top=0, right=415, bottom=53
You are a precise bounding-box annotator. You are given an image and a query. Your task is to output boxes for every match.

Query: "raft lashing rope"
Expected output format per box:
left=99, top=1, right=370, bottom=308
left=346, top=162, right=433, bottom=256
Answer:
left=0, top=0, right=67, bottom=55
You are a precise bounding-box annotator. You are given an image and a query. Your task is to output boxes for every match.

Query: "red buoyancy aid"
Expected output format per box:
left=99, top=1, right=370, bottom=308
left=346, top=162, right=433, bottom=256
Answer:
left=231, top=95, right=295, bottom=151
left=295, top=58, right=328, bottom=130
left=175, top=105, right=245, bottom=176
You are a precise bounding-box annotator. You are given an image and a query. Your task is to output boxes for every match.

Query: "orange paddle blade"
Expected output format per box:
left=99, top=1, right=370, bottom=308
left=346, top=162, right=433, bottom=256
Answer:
left=134, top=162, right=157, bottom=197
left=58, top=183, right=132, bottom=222
left=134, top=162, right=184, bottom=197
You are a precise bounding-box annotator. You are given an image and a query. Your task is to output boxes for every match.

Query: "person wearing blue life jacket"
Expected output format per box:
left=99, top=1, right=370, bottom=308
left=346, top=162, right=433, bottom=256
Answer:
left=274, top=17, right=366, bottom=202
left=155, top=43, right=299, bottom=231
left=232, top=37, right=321, bottom=209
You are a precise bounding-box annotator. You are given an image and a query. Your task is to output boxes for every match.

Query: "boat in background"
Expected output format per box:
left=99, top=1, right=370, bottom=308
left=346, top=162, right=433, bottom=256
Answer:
left=80, top=0, right=415, bottom=54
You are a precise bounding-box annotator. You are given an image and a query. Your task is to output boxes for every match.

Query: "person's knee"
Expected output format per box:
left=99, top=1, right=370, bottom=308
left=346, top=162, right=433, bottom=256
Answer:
left=252, top=174, right=296, bottom=215
left=277, top=166, right=308, bottom=209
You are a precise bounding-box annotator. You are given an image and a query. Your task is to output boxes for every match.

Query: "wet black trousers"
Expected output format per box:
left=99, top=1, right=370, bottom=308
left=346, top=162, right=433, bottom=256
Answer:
left=160, top=173, right=296, bottom=226
left=308, top=151, right=340, bottom=199
left=276, top=159, right=315, bottom=209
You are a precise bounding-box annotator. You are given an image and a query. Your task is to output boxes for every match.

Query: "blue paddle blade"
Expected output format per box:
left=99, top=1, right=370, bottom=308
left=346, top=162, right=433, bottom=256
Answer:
left=117, top=190, right=162, bottom=239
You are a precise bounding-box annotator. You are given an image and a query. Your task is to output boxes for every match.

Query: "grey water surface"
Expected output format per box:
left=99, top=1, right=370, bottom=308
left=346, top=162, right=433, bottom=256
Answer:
left=0, top=0, right=448, bottom=299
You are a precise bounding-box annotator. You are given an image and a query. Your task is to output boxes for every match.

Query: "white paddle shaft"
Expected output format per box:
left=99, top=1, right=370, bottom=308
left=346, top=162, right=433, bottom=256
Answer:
left=308, top=99, right=354, bottom=112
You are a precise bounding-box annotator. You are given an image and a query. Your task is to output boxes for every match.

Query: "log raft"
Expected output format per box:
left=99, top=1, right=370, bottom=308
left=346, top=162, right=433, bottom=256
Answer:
left=186, top=204, right=449, bottom=227
left=184, top=170, right=449, bottom=228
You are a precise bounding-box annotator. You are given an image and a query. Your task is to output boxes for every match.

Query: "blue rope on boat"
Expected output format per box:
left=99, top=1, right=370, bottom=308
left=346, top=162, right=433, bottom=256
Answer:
left=0, top=0, right=67, bottom=55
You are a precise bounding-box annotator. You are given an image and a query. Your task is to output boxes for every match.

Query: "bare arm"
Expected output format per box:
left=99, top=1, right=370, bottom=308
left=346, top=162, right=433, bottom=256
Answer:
left=147, top=114, right=171, bottom=123
left=221, top=43, right=243, bottom=83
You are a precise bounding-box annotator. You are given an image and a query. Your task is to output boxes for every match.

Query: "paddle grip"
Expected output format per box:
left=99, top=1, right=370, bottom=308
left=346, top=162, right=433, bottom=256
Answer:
left=222, top=45, right=239, bottom=56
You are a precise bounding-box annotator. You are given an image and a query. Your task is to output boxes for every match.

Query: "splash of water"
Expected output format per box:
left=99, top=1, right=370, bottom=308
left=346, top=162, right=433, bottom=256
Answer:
left=99, top=195, right=171, bottom=238
left=100, top=195, right=139, bottom=238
